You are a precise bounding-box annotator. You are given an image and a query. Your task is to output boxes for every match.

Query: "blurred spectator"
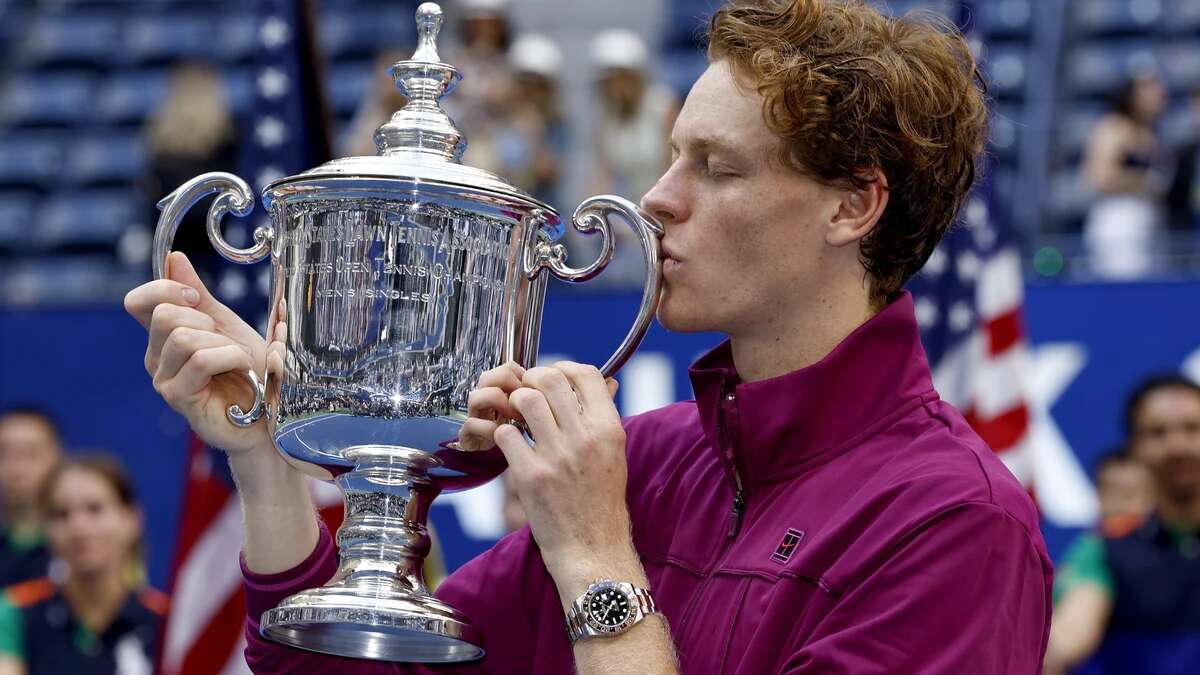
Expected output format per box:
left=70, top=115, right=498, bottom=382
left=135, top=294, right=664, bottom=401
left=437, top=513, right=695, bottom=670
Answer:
left=142, top=62, right=240, bottom=284
left=1167, top=87, right=1200, bottom=233
left=0, top=455, right=164, bottom=675
left=1044, top=375, right=1200, bottom=675
left=587, top=29, right=678, bottom=287
left=1045, top=448, right=1154, bottom=675
left=447, top=0, right=514, bottom=136
left=1094, top=447, right=1155, bottom=523
left=0, top=408, right=60, bottom=589
left=469, top=34, right=566, bottom=207
left=1082, top=73, right=1169, bottom=280
left=339, top=49, right=410, bottom=158
left=589, top=29, right=678, bottom=201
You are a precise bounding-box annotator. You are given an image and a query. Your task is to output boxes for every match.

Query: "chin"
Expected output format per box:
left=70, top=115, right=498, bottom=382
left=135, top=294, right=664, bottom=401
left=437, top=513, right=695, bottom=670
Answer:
left=656, top=302, right=717, bottom=334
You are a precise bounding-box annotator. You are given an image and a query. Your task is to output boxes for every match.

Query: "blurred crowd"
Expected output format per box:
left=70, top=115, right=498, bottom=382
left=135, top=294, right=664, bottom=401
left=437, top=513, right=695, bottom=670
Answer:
left=1082, top=74, right=1200, bottom=279
left=144, top=0, right=678, bottom=290
left=0, top=408, right=162, bottom=673
left=1045, top=375, right=1200, bottom=675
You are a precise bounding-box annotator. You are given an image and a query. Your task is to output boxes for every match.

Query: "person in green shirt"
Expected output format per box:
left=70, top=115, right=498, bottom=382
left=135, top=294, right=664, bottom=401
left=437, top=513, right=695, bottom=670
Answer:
left=1045, top=375, right=1200, bottom=675
left=0, top=408, right=62, bottom=588
left=0, top=454, right=164, bottom=675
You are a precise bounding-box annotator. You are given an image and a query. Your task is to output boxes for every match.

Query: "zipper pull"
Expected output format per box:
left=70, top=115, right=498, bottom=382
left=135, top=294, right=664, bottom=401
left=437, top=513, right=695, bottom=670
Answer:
left=728, top=489, right=745, bottom=539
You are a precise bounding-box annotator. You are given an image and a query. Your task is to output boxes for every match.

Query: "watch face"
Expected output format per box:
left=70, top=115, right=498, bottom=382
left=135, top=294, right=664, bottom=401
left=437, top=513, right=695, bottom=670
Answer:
left=585, top=585, right=633, bottom=633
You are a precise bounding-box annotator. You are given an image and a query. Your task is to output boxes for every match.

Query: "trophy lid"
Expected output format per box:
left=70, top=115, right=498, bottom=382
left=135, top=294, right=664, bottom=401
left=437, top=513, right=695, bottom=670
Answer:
left=264, top=2, right=553, bottom=215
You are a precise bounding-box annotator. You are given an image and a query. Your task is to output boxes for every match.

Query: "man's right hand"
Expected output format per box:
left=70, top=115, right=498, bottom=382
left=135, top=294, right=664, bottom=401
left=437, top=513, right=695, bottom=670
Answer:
left=124, top=251, right=271, bottom=456
left=458, top=361, right=527, bottom=451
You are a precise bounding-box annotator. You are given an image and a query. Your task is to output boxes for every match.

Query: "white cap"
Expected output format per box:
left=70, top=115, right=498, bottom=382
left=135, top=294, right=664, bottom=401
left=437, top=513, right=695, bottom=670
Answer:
left=510, top=34, right=562, bottom=79
left=590, top=29, right=648, bottom=72
left=460, top=0, right=509, bottom=19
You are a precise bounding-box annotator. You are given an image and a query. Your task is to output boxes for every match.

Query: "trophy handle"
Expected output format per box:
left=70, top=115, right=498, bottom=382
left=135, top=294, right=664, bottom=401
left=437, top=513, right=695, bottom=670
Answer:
left=528, top=195, right=663, bottom=377
left=152, top=171, right=271, bottom=428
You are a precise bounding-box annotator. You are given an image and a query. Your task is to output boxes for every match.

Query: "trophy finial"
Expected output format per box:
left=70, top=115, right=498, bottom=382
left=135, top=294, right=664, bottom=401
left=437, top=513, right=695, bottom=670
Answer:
left=372, top=1, right=465, bottom=161
left=412, top=3, right=444, bottom=63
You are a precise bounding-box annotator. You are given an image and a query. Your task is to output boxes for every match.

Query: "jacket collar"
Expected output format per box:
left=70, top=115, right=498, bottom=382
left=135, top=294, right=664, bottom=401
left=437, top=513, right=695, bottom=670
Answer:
left=688, top=292, right=937, bottom=489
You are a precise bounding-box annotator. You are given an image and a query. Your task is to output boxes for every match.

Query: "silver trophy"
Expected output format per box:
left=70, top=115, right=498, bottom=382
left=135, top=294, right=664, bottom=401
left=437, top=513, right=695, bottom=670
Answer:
left=149, top=2, right=661, bottom=663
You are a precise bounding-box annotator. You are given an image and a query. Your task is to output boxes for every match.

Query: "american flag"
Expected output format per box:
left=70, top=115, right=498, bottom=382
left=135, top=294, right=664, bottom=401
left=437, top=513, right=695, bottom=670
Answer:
left=907, top=0, right=1034, bottom=489
left=158, top=1, right=340, bottom=673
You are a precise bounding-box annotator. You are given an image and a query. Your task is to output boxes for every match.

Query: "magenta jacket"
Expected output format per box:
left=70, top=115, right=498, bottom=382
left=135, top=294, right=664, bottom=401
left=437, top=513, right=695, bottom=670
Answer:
left=242, top=293, right=1053, bottom=673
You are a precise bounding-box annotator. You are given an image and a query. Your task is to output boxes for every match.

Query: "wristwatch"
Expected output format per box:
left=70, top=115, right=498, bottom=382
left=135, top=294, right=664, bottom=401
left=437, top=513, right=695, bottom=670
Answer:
left=565, top=580, right=658, bottom=645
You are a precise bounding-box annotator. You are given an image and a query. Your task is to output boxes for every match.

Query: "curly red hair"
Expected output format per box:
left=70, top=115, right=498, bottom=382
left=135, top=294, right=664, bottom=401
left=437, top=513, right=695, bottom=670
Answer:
left=708, top=0, right=988, bottom=305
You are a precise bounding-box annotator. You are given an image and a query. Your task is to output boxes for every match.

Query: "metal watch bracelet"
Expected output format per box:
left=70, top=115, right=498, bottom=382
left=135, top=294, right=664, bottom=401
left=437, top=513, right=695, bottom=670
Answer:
left=566, top=581, right=658, bottom=646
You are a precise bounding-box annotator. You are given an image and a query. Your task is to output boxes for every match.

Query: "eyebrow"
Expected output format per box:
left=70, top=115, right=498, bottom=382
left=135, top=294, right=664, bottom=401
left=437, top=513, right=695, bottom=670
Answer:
left=670, top=134, right=746, bottom=158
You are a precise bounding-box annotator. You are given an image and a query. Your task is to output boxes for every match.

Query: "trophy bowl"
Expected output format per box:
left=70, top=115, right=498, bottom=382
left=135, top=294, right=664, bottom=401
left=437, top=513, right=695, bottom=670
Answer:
left=149, top=2, right=661, bottom=663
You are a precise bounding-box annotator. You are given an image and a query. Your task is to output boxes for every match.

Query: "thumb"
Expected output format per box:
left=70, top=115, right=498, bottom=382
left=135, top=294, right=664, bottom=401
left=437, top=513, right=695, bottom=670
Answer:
left=606, top=378, right=619, bottom=399
left=166, top=252, right=216, bottom=307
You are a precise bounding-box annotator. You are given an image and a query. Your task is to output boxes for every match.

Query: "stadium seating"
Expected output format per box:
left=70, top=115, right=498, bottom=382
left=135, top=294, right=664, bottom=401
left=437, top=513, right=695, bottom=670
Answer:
left=0, top=72, right=95, bottom=127
left=0, top=134, right=66, bottom=190
left=33, top=190, right=140, bottom=252
left=95, top=70, right=171, bottom=125
left=1070, top=0, right=1162, bottom=38
left=0, top=191, right=33, bottom=254
left=64, top=133, right=147, bottom=187
left=16, top=13, right=121, bottom=70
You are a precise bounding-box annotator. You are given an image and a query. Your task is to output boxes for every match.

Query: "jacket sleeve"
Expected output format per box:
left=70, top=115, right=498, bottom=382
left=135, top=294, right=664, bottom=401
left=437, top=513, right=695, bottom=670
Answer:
left=242, top=521, right=556, bottom=674
left=783, top=503, right=1052, bottom=675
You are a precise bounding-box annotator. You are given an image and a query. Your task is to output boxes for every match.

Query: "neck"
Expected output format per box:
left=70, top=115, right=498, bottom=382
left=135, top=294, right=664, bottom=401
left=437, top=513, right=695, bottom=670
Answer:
left=62, top=567, right=129, bottom=634
left=1157, top=490, right=1200, bottom=530
left=729, top=281, right=877, bottom=383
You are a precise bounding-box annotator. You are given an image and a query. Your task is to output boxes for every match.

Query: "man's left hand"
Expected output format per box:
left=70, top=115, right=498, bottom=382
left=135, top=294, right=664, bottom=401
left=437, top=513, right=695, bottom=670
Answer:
left=493, top=361, right=641, bottom=605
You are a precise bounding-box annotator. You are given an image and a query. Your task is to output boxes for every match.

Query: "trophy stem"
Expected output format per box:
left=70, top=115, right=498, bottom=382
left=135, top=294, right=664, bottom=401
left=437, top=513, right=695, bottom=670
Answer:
left=259, top=445, right=484, bottom=663
left=332, top=445, right=438, bottom=596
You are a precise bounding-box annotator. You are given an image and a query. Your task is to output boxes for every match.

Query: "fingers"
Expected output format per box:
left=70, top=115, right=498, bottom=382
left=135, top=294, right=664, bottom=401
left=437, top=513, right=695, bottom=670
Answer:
left=468, top=386, right=518, bottom=422
left=458, top=417, right=501, bottom=452
left=157, top=344, right=254, bottom=409
left=521, top=366, right=584, bottom=431
left=553, top=361, right=620, bottom=420
left=165, top=252, right=220, bottom=312
left=146, top=304, right=216, bottom=374
left=458, top=362, right=528, bottom=451
left=508, top=386, right=561, bottom=444
left=124, top=279, right=200, bottom=329
left=155, top=328, right=246, bottom=386
left=493, top=422, right=537, bottom=477
left=477, top=361, right=526, bottom=391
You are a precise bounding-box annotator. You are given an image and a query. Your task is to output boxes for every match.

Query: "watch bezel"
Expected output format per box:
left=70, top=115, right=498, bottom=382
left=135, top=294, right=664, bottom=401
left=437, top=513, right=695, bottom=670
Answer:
left=582, top=581, right=638, bottom=634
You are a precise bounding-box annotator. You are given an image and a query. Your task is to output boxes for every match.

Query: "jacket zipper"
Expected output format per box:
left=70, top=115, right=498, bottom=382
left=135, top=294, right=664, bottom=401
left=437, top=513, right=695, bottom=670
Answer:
left=717, top=383, right=746, bottom=539
left=674, top=380, right=747, bottom=653
left=728, top=487, right=745, bottom=539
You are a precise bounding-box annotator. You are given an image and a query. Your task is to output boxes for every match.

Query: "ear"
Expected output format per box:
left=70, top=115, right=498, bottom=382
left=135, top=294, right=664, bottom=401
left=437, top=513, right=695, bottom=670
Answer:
left=825, top=168, right=889, bottom=247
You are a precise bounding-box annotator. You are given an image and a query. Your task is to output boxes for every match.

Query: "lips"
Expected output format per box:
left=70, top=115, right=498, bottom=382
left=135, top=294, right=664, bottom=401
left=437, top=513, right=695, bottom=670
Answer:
left=660, top=243, right=682, bottom=264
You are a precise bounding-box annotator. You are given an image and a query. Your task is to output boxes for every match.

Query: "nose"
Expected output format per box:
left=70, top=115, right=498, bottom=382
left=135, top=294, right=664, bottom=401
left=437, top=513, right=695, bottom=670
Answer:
left=640, top=163, right=689, bottom=225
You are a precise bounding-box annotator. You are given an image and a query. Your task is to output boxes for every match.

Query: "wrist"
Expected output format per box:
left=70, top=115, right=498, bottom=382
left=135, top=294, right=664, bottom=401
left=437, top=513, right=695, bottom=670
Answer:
left=549, top=544, right=648, bottom=612
left=228, top=443, right=309, bottom=506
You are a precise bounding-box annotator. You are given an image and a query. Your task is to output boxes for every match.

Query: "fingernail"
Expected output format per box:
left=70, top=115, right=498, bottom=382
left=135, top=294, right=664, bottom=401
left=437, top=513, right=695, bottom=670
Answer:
left=182, top=288, right=200, bottom=305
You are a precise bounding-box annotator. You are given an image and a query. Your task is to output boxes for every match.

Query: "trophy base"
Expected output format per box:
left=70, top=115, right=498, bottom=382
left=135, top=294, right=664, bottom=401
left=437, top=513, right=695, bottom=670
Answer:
left=261, top=584, right=483, bottom=663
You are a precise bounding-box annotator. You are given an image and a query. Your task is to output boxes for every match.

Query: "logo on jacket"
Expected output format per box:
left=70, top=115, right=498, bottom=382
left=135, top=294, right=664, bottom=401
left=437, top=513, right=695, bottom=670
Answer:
left=771, top=528, right=805, bottom=564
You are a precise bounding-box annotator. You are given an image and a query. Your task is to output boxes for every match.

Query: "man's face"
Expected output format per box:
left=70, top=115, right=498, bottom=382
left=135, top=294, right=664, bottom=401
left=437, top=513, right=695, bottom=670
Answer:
left=641, top=61, right=847, bottom=336
left=0, top=414, right=62, bottom=515
left=1130, top=387, right=1200, bottom=503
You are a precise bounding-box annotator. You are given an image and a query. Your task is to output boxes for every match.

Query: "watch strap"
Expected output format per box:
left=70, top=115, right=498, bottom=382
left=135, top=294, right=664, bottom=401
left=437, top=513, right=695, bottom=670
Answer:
left=566, top=581, right=658, bottom=646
